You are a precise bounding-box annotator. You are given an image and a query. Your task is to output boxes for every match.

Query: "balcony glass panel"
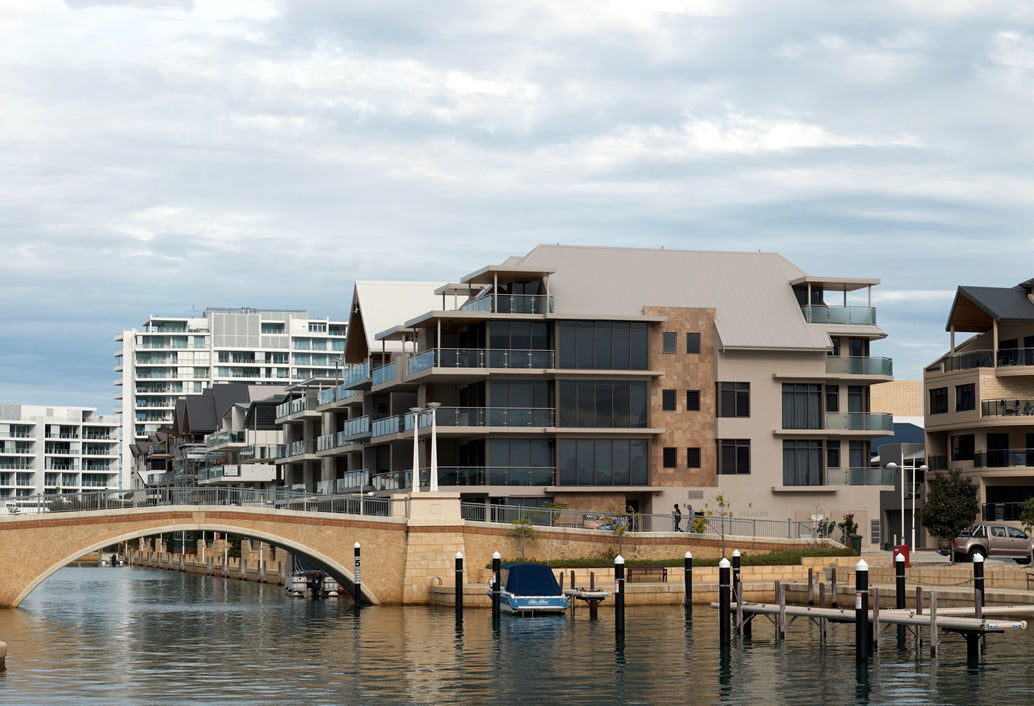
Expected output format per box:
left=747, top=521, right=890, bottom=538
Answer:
left=459, top=294, right=555, bottom=314
left=372, top=416, right=402, bottom=437
left=408, top=348, right=554, bottom=373
left=825, top=412, right=893, bottom=431
left=825, top=356, right=893, bottom=376
left=801, top=305, right=876, bottom=325
left=372, top=363, right=396, bottom=386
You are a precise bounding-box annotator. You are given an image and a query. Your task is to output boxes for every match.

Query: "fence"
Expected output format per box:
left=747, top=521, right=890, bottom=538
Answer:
left=460, top=502, right=847, bottom=545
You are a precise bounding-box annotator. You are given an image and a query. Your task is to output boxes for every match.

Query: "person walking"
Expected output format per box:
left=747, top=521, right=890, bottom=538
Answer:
left=673, top=503, right=682, bottom=532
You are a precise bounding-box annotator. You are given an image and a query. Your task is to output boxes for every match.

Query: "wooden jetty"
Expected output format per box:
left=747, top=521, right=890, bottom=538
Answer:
left=564, top=589, right=610, bottom=619
left=712, top=589, right=1031, bottom=660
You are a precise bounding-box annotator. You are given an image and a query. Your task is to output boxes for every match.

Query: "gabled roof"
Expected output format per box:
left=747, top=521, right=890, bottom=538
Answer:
left=946, top=280, right=1034, bottom=332
left=510, top=244, right=843, bottom=351
left=172, top=384, right=256, bottom=437
left=344, top=281, right=446, bottom=363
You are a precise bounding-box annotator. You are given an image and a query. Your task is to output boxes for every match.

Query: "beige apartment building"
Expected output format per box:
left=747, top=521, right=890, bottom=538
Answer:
left=925, top=278, right=1034, bottom=522
left=294, top=245, right=896, bottom=546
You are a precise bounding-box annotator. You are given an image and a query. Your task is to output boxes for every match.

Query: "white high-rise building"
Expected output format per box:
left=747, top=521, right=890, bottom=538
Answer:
left=0, top=403, right=120, bottom=505
left=114, top=308, right=346, bottom=487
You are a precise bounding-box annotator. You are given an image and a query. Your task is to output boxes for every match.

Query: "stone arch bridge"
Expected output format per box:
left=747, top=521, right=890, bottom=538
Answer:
left=0, top=492, right=806, bottom=608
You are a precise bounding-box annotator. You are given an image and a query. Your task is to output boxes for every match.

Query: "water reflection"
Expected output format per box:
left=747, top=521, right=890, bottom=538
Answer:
left=3, top=566, right=1034, bottom=703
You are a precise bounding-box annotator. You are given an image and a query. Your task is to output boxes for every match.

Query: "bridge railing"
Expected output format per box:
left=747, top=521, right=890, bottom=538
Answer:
left=460, top=503, right=847, bottom=545
left=0, top=486, right=409, bottom=519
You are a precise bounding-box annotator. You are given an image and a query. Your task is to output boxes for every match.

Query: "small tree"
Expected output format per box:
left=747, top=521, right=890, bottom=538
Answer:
left=509, top=518, right=541, bottom=560
left=919, top=471, right=979, bottom=562
left=601, top=503, right=639, bottom=557
left=1019, top=497, right=1034, bottom=536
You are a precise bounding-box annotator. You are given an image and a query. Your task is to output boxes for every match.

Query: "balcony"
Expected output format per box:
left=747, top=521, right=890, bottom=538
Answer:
left=459, top=294, right=554, bottom=314
left=341, top=361, right=371, bottom=388
left=372, top=416, right=402, bottom=437
left=285, top=439, right=317, bottom=458
left=825, top=412, right=893, bottom=432
left=801, top=305, right=876, bottom=325
left=317, top=385, right=360, bottom=406
left=275, top=396, right=319, bottom=420
left=372, top=466, right=556, bottom=489
left=408, top=348, right=554, bottom=374
left=981, top=399, right=1034, bottom=417
left=239, top=444, right=283, bottom=462
left=973, top=448, right=1034, bottom=469
left=338, top=416, right=370, bottom=444
left=336, top=470, right=370, bottom=492
left=206, top=430, right=246, bottom=449
left=825, top=356, right=893, bottom=376
left=372, top=363, right=396, bottom=387
left=826, top=466, right=895, bottom=486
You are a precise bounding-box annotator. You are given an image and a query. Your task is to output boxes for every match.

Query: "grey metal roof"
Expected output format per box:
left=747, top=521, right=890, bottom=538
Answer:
left=947, top=283, right=1034, bottom=331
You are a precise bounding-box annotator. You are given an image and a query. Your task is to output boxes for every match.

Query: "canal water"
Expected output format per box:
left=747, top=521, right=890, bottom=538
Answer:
left=0, top=566, right=1033, bottom=703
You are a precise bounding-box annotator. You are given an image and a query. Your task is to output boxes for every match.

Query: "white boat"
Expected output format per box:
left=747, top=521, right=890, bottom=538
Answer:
left=284, top=554, right=341, bottom=599
left=488, top=564, right=568, bottom=616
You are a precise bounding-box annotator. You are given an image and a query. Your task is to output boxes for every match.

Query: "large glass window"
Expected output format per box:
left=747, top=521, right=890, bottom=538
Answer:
left=487, top=380, right=551, bottom=408
left=556, top=439, right=649, bottom=485
left=848, top=385, right=868, bottom=414
left=717, top=383, right=750, bottom=418
left=929, top=387, right=948, bottom=415
left=718, top=439, right=750, bottom=474
left=849, top=440, right=869, bottom=469
left=782, top=383, right=822, bottom=429
left=488, top=321, right=550, bottom=350
left=783, top=440, right=823, bottom=485
left=558, top=380, right=648, bottom=427
left=955, top=383, right=975, bottom=412
left=826, top=385, right=839, bottom=413
left=848, top=338, right=869, bottom=357
left=557, top=321, right=648, bottom=370
left=947, top=436, right=971, bottom=463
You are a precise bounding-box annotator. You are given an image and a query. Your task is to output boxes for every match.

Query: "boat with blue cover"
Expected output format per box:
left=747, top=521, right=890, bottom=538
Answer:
left=490, top=563, right=568, bottom=615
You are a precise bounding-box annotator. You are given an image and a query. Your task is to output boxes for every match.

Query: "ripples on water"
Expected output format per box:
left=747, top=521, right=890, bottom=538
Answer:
left=1, top=566, right=1034, bottom=703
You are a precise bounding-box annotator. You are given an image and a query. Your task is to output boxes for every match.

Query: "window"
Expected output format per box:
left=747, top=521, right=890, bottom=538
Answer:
left=556, top=438, right=649, bottom=485
left=686, top=447, right=701, bottom=468
left=557, top=321, right=647, bottom=370
left=718, top=439, right=750, bottom=474
left=826, top=443, right=840, bottom=469
left=955, top=383, right=975, bottom=412
left=951, top=434, right=975, bottom=461
left=717, top=382, right=750, bottom=418
left=662, top=332, right=677, bottom=354
left=829, top=337, right=841, bottom=357
left=557, top=380, right=648, bottom=427
left=848, top=385, right=868, bottom=414
left=662, top=447, right=677, bottom=468
left=848, top=338, right=869, bottom=357
left=783, top=440, right=823, bottom=485
left=782, top=383, right=823, bottom=429
left=930, top=387, right=948, bottom=415
left=686, top=333, right=700, bottom=354
left=826, top=385, right=839, bottom=413
left=849, top=440, right=869, bottom=469
left=261, top=322, right=285, bottom=334
left=662, top=389, right=676, bottom=411
left=686, top=390, right=700, bottom=411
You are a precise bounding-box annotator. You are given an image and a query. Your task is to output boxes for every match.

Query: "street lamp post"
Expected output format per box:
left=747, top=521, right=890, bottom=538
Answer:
left=912, top=462, right=929, bottom=551
left=410, top=407, right=423, bottom=493
left=427, top=402, right=441, bottom=492
left=885, top=461, right=900, bottom=545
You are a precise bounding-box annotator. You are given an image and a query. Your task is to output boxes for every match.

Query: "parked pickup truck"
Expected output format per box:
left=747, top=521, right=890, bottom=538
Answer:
left=952, top=523, right=1034, bottom=564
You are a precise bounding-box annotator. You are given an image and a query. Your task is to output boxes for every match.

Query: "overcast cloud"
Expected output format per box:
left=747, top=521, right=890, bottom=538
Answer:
left=3, top=0, right=1034, bottom=410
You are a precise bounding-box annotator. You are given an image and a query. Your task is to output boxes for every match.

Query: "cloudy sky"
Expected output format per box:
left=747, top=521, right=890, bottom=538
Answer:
left=3, top=0, right=1034, bottom=412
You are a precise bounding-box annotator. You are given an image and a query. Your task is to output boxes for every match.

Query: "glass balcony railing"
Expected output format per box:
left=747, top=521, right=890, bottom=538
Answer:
left=801, top=305, right=876, bottom=325
left=459, top=294, right=554, bottom=314
left=372, top=363, right=396, bottom=386
left=431, top=407, right=555, bottom=427
left=336, top=470, right=370, bottom=492
left=318, top=384, right=360, bottom=406
left=826, top=466, right=895, bottom=486
left=408, top=348, right=554, bottom=374
left=338, top=416, right=370, bottom=443
left=286, top=439, right=317, bottom=457
left=825, top=412, right=893, bottom=432
left=373, top=466, right=557, bottom=489
left=973, top=448, right=1034, bottom=469
left=372, top=416, right=402, bottom=437
left=239, top=444, right=283, bottom=462
left=206, top=430, right=246, bottom=448
left=825, top=356, right=893, bottom=376
left=342, top=361, right=371, bottom=387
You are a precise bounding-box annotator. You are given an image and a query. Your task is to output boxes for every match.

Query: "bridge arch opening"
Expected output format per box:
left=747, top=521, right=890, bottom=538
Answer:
left=10, top=520, right=380, bottom=608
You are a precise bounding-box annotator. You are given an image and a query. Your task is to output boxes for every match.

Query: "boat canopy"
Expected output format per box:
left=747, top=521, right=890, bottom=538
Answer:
left=501, top=563, right=562, bottom=596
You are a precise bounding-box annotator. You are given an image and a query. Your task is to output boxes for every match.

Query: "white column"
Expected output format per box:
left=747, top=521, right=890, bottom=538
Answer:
left=410, top=407, right=423, bottom=493
left=427, top=402, right=441, bottom=492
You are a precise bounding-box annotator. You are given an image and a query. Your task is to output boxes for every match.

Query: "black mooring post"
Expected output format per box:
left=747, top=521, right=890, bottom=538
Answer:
left=683, top=552, right=693, bottom=615
left=732, top=549, right=741, bottom=604
left=354, top=542, right=362, bottom=614
left=615, top=555, right=625, bottom=634
left=973, top=552, right=985, bottom=608
left=491, top=552, right=501, bottom=618
left=855, top=559, right=869, bottom=664
left=719, top=557, right=731, bottom=647
left=896, top=551, right=906, bottom=645
left=455, top=552, right=464, bottom=618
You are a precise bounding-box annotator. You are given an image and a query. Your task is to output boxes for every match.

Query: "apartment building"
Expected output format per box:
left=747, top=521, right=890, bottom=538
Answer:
left=115, top=308, right=346, bottom=488
left=316, top=245, right=895, bottom=546
left=0, top=403, right=120, bottom=503
left=924, top=278, right=1034, bottom=522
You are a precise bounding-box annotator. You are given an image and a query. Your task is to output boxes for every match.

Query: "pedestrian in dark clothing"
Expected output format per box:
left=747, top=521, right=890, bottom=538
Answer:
left=673, top=503, right=682, bottom=532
